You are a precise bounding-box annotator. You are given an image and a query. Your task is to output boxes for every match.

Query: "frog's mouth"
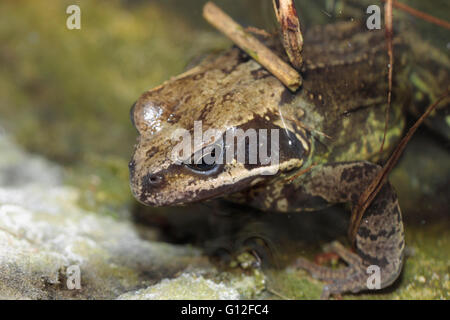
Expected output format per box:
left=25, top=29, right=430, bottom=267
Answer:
left=130, top=163, right=281, bottom=207
left=132, top=176, right=261, bottom=207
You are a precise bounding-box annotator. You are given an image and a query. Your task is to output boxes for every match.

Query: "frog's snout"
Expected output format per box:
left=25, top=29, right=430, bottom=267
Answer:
left=142, top=173, right=164, bottom=188
left=130, top=172, right=166, bottom=207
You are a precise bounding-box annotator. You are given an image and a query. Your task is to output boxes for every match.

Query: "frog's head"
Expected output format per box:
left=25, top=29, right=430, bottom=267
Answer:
left=129, top=49, right=309, bottom=206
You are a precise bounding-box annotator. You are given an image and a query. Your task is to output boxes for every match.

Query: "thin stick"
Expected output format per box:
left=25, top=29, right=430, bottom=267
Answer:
left=381, top=0, right=450, bottom=30
left=380, top=0, right=393, bottom=154
left=349, top=91, right=450, bottom=244
left=267, top=287, right=291, bottom=300
left=288, top=162, right=316, bottom=182
left=203, top=1, right=302, bottom=92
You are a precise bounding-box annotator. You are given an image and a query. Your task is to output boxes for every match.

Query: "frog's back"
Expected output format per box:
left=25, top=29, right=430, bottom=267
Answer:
left=285, top=22, right=410, bottom=164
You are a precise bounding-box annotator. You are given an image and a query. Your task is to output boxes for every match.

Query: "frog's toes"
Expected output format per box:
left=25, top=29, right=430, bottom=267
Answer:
left=319, top=270, right=368, bottom=299
left=295, top=256, right=368, bottom=299
left=294, top=241, right=370, bottom=299
left=294, top=256, right=356, bottom=282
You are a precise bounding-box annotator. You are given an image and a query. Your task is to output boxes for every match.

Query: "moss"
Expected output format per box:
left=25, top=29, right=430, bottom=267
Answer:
left=65, top=155, right=132, bottom=219
left=227, top=270, right=266, bottom=298
left=265, top=269, right=323, bottom=300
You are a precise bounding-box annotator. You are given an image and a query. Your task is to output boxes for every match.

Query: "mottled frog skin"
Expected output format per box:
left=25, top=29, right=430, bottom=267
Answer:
left=129, top=22, right=449, bottom=298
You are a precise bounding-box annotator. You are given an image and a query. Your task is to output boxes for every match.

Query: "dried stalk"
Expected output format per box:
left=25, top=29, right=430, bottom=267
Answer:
left=203, top=1, right=302, bottom=92
left=380, top=0, right=394, bottom=154
left=272, top=0, right=304, bottom=69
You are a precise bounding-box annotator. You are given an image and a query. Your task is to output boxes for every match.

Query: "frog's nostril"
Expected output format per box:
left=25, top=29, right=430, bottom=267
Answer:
left=128, top=160, right=136, bottom=175
left=143, top=173, right=164, bottom=187
left=149, top=175, right=161, bottom=183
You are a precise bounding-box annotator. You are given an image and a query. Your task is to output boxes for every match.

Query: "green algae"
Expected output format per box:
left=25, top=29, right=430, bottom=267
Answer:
left=65, top=156, right=132, bottom=219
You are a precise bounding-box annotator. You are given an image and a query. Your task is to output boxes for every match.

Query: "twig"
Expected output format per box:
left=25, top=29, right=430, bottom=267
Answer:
left=203, top=1, right=302, bottom=92
left=381, top=0, right=450, bottom=30
left=267, top=287, right=291, bottom=300
left=380, top=0, right=393, bottom=154
left=272, top=0, right=304, bottom=69
left=288, top=162, right=317, bottom=182
left=349, top=91, right=450, bottom=244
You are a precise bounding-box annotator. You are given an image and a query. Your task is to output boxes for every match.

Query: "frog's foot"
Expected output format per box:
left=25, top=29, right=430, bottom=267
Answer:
left=294, top=241, right=368, bottom=299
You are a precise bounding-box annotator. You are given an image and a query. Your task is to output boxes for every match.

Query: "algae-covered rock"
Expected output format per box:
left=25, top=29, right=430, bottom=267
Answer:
left=117, top=273, right=240, bottom=300
left=0, top=132, right=204, bottom=299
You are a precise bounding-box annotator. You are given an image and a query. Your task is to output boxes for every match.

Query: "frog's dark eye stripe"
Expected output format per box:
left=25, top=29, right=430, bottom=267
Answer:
left=130, top=101, right=137, bottom=128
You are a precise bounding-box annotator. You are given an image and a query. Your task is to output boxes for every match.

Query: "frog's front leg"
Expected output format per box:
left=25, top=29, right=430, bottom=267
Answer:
left=289, top=161, right=405, bottom=298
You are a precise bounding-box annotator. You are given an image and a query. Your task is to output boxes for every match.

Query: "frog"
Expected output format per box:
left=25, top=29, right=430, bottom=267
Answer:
left=129, top=20, right=449, bottom=298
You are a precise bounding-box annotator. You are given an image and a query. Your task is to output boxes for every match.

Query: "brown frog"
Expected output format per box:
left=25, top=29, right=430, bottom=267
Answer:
left=129, top=21, right=449, bottom=298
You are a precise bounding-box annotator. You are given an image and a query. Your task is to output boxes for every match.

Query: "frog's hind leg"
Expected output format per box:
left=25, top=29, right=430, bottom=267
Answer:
left=292, top=161, right=405, bottom=299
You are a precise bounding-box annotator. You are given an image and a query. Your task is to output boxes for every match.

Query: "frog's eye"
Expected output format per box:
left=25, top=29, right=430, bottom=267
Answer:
left=186, top=145, right=222, bottom=173
left=130, top=101, right=137, bottom=129
left=187, top=160, right=217, bottom=172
